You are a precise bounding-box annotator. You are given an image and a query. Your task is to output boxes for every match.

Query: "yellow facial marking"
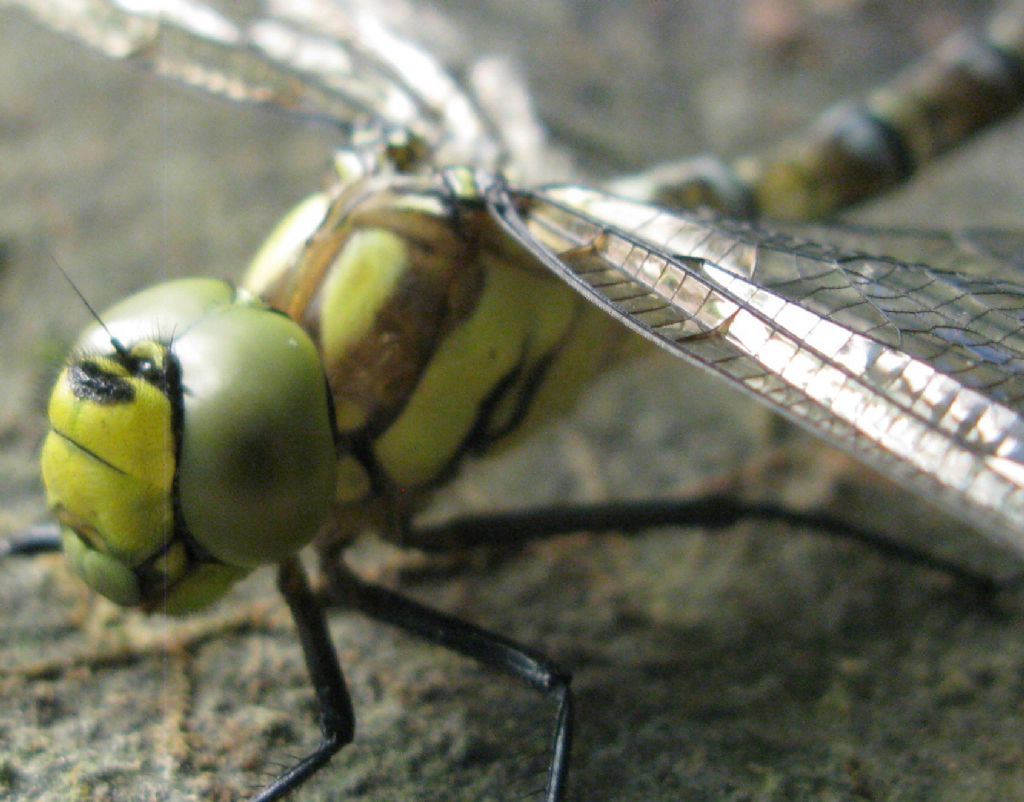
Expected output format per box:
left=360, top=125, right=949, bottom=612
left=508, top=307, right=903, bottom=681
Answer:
left=41, top=356, right=176, bottom=566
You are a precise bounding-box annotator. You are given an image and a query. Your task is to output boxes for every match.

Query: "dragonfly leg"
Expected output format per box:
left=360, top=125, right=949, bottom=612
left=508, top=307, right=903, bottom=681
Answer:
left=1, top=523, right=62, bottom=556
left=325, top=560, right=573, bottom=802
left=249, top=556, right=355, bottom=802
left=407, top=496, right=1008, bottom=595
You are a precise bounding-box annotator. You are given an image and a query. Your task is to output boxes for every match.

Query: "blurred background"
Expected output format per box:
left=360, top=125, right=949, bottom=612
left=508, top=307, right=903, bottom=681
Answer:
left=1, top=2, right=1023, bottom=801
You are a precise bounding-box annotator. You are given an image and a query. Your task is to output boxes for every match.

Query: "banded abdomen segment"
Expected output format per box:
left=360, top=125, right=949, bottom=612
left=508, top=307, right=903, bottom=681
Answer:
left=613, top=6, right=1024, bottom=220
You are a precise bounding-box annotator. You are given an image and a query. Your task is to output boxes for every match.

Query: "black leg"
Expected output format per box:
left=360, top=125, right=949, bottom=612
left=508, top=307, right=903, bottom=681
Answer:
left=2, top=530, right=355, bottom=800
left=407, top=495, right=1007, bottom=594
left=1, top=523, right=62, bottom=557
left=325, top=561, right=573, bottom=802
left=249, top=557, right=355, bottom=802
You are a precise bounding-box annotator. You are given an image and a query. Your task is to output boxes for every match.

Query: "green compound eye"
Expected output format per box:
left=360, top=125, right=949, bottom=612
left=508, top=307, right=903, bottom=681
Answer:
left=41, top=279, right=337, bottom=612
left=173, top=299, right=337, bottom=568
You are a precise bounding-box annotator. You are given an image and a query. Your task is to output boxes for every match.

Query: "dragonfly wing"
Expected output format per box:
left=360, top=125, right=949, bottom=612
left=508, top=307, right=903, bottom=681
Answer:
left=267, top=0, right=565, bottom=181
left=490, top=183, right=1024, bottom=557
left=1, top=0, right=505, bottom=168
left=775, top=223, right=1024, bottom=286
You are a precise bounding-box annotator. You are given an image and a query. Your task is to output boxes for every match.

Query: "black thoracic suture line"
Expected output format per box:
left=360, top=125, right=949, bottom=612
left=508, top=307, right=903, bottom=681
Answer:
left=343, top=429, right=392, bottom=501
left=407, top=345, right=549, bottom=496
left=460, top=361, right=526, bottom=455
left=468, top=352, right=556, bottom=452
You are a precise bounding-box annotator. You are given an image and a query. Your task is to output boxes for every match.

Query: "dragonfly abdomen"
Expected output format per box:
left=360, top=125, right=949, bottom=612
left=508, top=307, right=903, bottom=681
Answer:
left=614, top=7, right=1024, bottom=220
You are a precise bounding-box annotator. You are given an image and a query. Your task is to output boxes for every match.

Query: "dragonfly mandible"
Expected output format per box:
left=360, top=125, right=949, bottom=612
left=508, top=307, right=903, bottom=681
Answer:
left=2, top=1, right=1024, bottom=802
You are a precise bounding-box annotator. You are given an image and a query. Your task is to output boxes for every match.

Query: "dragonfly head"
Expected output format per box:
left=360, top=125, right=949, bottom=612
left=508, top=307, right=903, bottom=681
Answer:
left=41, top=278, right=338, bottom=614
left=349, top=123, right=432, bottom=175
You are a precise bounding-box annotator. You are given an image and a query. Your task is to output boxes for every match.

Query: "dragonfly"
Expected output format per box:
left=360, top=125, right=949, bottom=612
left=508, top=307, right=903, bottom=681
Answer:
left=2, top=1, right=1024, bottom=802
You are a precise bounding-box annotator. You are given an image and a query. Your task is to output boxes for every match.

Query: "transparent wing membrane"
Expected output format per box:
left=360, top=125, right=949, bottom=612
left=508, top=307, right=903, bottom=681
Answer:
left=766, top=224, right=1024, bottom=284
left=1, top=0, right=507, bottom=169
left=493, top=185, right=1024, bottom=552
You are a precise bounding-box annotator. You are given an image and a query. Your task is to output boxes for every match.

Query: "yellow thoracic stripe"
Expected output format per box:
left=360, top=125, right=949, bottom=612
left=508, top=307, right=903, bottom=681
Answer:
left=320, top=228, right=410, bottom=431
left=372, top=258, right=578, bottom=487
left=244, top=177, right=639, bottom=502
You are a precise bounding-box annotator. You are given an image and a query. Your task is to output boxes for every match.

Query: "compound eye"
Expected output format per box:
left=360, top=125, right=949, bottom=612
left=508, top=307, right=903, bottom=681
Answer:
left=173, top=304, right=337, bottom=568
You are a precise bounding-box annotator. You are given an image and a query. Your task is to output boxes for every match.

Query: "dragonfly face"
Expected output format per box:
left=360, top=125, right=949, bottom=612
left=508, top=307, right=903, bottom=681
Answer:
left=2, top=1, right=1024, bottom=802
left=42, top=278, right=337, bottom=611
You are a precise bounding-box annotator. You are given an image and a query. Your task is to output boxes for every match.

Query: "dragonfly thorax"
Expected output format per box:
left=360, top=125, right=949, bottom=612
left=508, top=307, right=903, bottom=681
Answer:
left=242, top=170, right=636, bottom=545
